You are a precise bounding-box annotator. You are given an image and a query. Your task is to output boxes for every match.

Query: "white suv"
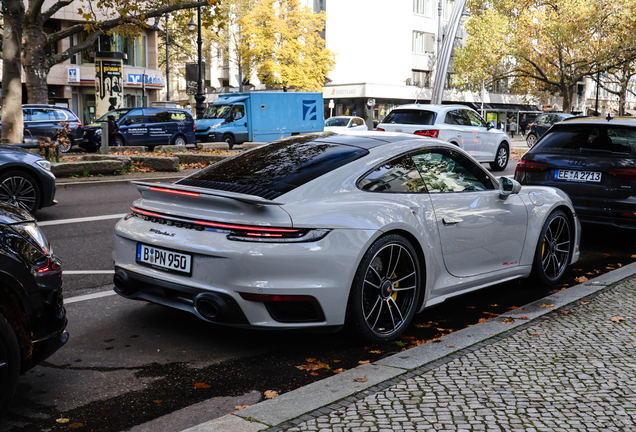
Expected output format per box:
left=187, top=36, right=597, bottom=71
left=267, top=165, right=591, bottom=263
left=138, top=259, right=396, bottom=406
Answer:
left=376, top=104, right=510, bottom=171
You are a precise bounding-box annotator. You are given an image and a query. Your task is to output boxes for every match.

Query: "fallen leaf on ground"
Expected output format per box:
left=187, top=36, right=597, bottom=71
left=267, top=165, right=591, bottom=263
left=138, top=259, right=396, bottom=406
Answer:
left=333, top=359, right=341, bottom=363
left=353, top=375, right=368, bottom=383
left=491, top=304, right=498, bottom=307
left=530, top=332, right=542, bottom=337
left=501, top=317, right=515, bottom=324
left=153, top=400, right=163, bottom=404
left=194, top=382, right=211, bottom=389
left=235, top=405, right=249, bottom=410
left=431, top=338, right=442, bottom=343
left=296, top=358, right=331, bottom=371
left=482, top=311, right=499, bottom=316
left=611, top=316, right=625, bottom=323
left=310, top=372, right=319, bottom=376
left=446, top=345, right=455, bottom=348
left=68, top=423, right=84, bottom=429
left=561, top=311, right=570, bottom=315
left=369, top=350, right=381, bottom=354
left=508, top=306, right=519, bottom=310
left=358, top=360, right=371, bottom=364
left=333, top=368, right=347, bottom=374
left=581, top=301, right=589, bottom=305
left=56, top=418, right=70, bottom=424
left=466, top=305, right=476, bottom=309
left=399, top=335, right=415, bottom=340
left=264, top=390, right=279, bottom=399
left=519, top=316, right=529, bottom=320
left=477, top=317, right=490, bottom=323
left=574, top=276, right=588, bottom=283
left=539, top=304, right=554, bottom=308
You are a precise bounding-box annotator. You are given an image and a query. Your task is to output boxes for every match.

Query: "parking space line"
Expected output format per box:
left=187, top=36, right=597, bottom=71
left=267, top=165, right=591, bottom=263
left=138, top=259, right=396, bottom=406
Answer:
left=38, top=214, right=127, bottom=226
left=64, top=270, right=115, bottom=275
left=65, top=290, right=118, bottom=304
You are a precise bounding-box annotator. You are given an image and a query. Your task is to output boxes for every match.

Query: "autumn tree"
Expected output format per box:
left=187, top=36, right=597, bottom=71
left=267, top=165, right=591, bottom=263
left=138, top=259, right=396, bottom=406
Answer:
left=242, top=0, right=334, bottom=92
left=1, top=0, right=216, bottom=143
left=453, top=0, right=633, bottom=113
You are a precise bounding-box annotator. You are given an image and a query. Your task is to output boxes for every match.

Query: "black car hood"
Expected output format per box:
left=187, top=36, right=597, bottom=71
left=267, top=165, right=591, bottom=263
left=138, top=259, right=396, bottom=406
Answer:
left=0, top=201, right=35, bottom=224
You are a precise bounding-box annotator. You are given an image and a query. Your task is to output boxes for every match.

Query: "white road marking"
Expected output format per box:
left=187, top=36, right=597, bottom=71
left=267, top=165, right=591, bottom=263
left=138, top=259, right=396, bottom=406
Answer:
left=65, top=290, right=118, bottom=304
left=38, top=213, right=127, bottom=226
left=64, top=270, right=116, bottom=275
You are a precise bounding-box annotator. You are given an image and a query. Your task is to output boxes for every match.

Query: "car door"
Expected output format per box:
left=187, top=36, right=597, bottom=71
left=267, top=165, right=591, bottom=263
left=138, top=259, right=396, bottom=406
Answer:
left=228, top=104, right=248, bottom=143
left=119, top=109, right=145, bottom=146
left=444, top=109, right=478, bottom=156
left=145, top=109, right=173, bottom=146
left=411, top=147, right=527, bottom=278
left=465, top=109, right=494, bottom=161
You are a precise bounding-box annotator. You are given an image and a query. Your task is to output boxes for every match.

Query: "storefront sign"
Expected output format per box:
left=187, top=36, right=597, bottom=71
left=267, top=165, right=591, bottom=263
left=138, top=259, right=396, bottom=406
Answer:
left=68, top=67, right=80, bottom=83
left=127, top=73, right=165, bottom=86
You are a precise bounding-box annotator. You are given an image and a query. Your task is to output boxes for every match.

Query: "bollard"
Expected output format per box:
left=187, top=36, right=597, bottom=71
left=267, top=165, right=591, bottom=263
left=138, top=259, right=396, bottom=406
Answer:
left=100, top=121, right=109, bottom=154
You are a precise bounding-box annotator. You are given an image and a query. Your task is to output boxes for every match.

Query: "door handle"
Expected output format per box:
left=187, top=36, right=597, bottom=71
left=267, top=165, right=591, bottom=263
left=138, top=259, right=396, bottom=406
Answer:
left=443, top=217, right=463, bottom=225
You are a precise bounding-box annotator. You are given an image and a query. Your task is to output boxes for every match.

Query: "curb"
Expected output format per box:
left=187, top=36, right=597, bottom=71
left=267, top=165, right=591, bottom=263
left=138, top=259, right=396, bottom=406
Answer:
left=182, top=262, right=636, bottom=432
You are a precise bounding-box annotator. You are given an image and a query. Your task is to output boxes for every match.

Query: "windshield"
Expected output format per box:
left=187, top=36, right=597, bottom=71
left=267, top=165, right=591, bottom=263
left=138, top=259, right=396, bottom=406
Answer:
left=96, top=109, right=130, bottom=122
left=381, top=109, right=436, bottom=125
left=202, top=104, right=232, bottom=119
left=325, top=118, right=349, bottom=127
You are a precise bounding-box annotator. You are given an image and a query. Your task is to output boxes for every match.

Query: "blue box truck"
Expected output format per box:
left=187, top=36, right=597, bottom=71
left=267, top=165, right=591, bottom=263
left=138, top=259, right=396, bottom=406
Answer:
left=194, top=92, right=324, bottom=149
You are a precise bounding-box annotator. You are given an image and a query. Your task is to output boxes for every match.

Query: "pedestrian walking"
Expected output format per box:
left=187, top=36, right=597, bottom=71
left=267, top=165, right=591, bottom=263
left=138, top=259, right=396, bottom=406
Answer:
left=497, top=119, right=502, bottom=130
left=509, top=119, right=517, bottom=138
left=107, top=115, right=119, bottom=146
left=520, top=117, right=528, bottom=137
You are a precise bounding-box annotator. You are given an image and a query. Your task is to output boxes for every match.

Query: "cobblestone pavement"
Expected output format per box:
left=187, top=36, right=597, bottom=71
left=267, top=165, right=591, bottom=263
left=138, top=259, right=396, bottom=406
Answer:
left=275, top=278, right=636, bottom=432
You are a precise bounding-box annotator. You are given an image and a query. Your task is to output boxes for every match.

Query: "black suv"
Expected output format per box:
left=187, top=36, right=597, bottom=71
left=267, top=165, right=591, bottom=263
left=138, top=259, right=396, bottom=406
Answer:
left=0, top=202, right=67, bottom=416
left=0, top=105, right=86, bottom=153
left=526, top=113, right=574, bottom=148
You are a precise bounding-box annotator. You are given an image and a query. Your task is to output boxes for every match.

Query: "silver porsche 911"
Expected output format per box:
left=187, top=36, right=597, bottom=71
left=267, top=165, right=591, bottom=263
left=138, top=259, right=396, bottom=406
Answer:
left=112, top=132, right=580, bottom=343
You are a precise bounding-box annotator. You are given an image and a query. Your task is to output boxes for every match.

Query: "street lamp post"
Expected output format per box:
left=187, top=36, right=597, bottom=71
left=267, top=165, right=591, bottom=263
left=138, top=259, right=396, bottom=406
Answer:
left=165, top=13, right=170, bottom=101
left=188, top=7, right=205, bottom=119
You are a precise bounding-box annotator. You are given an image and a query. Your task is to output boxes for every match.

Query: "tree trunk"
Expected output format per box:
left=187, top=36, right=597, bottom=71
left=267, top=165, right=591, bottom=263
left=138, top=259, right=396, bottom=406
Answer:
left=618, top=75, right=629, bottom=117
left=1, top=0, right=26, bottom=144
left=22, top=9, right=51, bottom=104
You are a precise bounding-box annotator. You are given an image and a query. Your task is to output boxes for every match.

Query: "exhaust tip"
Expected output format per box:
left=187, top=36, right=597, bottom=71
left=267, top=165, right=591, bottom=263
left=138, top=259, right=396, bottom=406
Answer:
left=194, top=293, right=229, bottom=321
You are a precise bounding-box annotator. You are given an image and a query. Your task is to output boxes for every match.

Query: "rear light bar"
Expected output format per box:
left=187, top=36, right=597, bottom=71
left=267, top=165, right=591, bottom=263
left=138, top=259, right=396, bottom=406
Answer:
left=609, top=168, right=636, bottom=180
left=515, top=160, right=548, bottom=172
left=149, top=186, right=200, bottom=197
left=414, top=130, right=439, bottom=138
left=129, top=206, right=330, bottom=243
left=239, top=293, right=318, bottom=302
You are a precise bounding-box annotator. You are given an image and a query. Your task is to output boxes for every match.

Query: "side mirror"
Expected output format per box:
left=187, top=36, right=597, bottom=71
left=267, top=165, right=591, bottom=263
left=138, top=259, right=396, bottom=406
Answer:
left=499, top=176, right=522, bottom=199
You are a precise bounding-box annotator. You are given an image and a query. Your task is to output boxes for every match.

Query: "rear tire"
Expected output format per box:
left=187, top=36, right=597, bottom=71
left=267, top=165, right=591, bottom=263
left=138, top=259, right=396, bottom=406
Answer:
left=347, top=234, right=421, bottom=343
left=0, top=313, right=20, bottom=418
left=172, top=135, right=187, bottom=146
left=57, top=138, right=72, bottom=153
left=0, top=171, right=41, bottom=214
left=531, top=210, right=571, bottom=285
left=489, top=144, right=509, bottom=171
left=526, top=134, right=538, bottom=148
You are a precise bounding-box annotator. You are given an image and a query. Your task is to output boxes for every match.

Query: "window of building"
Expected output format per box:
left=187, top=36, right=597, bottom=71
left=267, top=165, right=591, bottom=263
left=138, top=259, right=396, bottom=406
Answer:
left=443, top=0, right=455, bottom=21
left=79, top=33, right=146, bottom=67
left=413, top=0, right=435, bottom=17
left=411, top=70, right=430, bottom=87
left=413, top=31, right=435, bottom=54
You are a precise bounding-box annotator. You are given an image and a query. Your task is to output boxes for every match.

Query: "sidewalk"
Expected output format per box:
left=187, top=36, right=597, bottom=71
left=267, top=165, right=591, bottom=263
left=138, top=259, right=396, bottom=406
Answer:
left=182, top=263, right=636, bottom=432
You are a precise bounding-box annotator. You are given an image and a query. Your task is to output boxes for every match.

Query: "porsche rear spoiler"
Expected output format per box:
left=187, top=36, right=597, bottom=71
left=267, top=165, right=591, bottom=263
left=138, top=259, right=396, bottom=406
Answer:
left=132, top=181, right=285, bottom=206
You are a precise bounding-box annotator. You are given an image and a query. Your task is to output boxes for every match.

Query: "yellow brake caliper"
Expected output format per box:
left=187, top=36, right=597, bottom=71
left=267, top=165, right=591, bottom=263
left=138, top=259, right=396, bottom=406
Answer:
left=391, top=272, right=398, bottom=301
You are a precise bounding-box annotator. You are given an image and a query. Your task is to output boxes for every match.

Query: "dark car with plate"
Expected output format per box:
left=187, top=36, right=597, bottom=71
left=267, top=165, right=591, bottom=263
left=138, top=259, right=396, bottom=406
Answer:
left=526, top=113, right=574, bottom=148
left=82, top=107, right=196, bottom=152
left=0, top=104, right=86, bottom=153
left=0, top=202, right=67, bottom=416
left=515, top=116, right=636, bottom=228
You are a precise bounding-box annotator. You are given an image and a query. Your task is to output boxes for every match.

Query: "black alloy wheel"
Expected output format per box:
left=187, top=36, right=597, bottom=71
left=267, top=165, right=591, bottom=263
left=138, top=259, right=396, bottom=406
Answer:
left=0, top=314, right=20, bottom=418
left=348, top=234, right=421, bottom=343
left=532, top=209, right=572, bottom=285
left=0, top=171, right=41, bottom=214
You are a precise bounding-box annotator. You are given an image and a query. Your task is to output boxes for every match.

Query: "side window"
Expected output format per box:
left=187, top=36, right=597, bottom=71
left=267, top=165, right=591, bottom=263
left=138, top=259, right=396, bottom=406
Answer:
left=147, top=110, right=170, bottom=123
left=445, top=110, right=469, bottom=126
left=537, top=115, right=548, bottom=125
left=124, top=109, right=144, bottom=125
left=358, top=155, right=427, bottom=193
left=231, top=105, right=245, bottom=121
left=411, top=148, right=495, bottom=193
left=53, top=109, right=68, bottom=121
left=30, top=109, right=54, bottom=121
left=466, top=110, right=487, bottom=127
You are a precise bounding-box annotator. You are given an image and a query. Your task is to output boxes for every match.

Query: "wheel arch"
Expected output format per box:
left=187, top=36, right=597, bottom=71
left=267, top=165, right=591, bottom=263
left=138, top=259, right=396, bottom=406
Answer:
left=0, top=274, right=34, bottom=370
left=553, top=204, right=577, bottom=257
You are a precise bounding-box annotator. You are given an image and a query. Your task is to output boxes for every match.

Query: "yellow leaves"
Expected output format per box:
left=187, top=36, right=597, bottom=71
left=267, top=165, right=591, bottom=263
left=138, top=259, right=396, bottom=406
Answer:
left=235, top=405, right=249, bottom=410
left=358, top=360, right=371, bottom=365
left=501, top=317, right=515, bottom=324
left=333, top=368, right=347, bottom=374
left=296, top=358, right=330, bottom=371
left=56, top=418, right=70, bottom=424
left=540, top=304, right=554, bottom=308
left=264, top=390, right=279, bottom=399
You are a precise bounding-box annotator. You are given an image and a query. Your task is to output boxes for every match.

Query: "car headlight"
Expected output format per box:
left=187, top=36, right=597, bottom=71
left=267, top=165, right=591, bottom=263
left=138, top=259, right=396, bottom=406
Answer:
left=95, top=129, right=101, bottom=136
left=210, top=123, right=221, bottom=130
left=36, top=160, right=51, bottom=171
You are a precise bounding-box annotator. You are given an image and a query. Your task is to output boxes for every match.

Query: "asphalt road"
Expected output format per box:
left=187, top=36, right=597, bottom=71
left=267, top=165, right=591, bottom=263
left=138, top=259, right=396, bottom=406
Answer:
left=2, top=154, right=634, bottom=432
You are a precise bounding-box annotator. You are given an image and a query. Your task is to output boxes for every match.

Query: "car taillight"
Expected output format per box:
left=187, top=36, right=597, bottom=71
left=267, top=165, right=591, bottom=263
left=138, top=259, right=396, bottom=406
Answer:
left=414, top=130, right=439, bottom=138
left=193, top=124, right=196, bottom=132
left=77, top=121, right=82, bottom=127
left=515, top=160, right=548, bottom=172
left=376, top=127, right=385, bottom=131
left=609, top=168, right=636, bottom=179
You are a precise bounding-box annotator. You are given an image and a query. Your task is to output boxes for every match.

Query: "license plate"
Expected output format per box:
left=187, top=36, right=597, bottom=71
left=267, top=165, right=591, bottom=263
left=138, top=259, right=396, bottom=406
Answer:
left=136, top=244, right=192, bottom=275
left=555, top=170, right=602, bottom=182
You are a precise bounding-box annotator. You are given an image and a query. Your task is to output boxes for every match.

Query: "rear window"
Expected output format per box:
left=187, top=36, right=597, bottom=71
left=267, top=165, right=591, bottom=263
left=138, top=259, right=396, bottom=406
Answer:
left=178, top=135, right=368, bottom=199
left=381, top=109, right=435, bottom=125
left=536, top=124, right=635, bottom=155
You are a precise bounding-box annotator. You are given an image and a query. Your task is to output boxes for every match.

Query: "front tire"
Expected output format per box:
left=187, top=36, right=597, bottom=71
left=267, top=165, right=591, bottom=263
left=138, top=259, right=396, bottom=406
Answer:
left=489, top=144, right=509, bottom=171
left=223, top=134, right=235, bottom=150
left=113, top=135, right=125, bottom=147
left=526, top=134, right=538, bottom=148
left=348, top=234, right=421, bottom=343
left=0, top=171, right=41, bottom=214
left=532, top=210, right=571, bottom=285
left=0, top=313, right=20, bottom=418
